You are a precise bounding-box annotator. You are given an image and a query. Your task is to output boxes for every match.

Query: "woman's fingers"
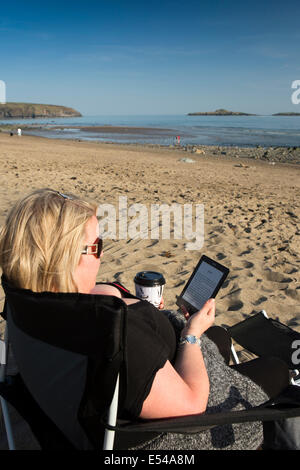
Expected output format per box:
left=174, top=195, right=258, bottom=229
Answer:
left=180, top=304, right=190, bottom=319
left=182, top=298, right=216, bottom=336
left=180, top=304, right=188, bottom=314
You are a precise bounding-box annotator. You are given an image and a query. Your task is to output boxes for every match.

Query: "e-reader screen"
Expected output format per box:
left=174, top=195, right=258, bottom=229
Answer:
left=176, top=255, right=229, bottom=314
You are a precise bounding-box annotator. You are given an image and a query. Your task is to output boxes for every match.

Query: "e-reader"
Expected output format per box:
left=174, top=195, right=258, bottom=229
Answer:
left=176, top=255, right=229, bottom=314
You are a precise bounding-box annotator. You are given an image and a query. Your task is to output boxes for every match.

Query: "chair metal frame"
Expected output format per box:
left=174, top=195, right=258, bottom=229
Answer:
left=103, top=373, right=120, bottom=450
left=0, top=325, right=15, bottom=450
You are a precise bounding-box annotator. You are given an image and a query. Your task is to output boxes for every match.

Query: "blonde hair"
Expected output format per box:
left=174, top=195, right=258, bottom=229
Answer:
left=0, top=188, right=97, bottom=292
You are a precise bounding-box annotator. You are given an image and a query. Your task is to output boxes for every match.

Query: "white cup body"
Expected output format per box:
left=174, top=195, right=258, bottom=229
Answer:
left=134, top=283, right=164, bottom=308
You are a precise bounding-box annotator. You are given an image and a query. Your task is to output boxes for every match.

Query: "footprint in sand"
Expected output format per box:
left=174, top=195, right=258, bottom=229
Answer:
left=252, top=296, right=268, bottom=306
left=285, top=267, right=298, bottom=275
left=284, top=289, right=300, bottom=301
left=287, top=317, right=300, bottom=327
left=238, top=249, right=252, bottom=256
left=227, top=300, right=244, bottom=311
left=113, top=272, right=123, bottom=280
left=264, top=269, right=293, bottom=283
left=174, top=280, right=185, bottom=288
left=220, top=287, right=241, bottom=300
left=242, top=260, right=254, bottom=269
left=222, top=280, right=230, bottom=289
left=147, top=240, right=159, bottom=248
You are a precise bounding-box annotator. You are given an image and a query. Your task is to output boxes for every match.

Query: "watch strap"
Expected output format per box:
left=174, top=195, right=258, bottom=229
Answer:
left=179, top=334, right=202, bottom=347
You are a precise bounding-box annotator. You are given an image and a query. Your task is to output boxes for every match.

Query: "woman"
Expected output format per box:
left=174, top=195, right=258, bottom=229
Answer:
left=0, top=188, right=289, bottom=450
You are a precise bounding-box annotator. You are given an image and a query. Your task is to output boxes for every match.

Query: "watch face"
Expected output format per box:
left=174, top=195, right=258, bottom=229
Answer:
left=188, top=335, right=197, bottom=343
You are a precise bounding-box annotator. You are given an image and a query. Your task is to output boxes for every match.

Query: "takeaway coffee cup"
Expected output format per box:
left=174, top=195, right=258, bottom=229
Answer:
left=134, top=271, right=166, bottom=308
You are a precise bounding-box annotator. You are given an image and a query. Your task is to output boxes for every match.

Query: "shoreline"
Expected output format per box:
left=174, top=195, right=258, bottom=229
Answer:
left=1, top=121, right=300, bottom=161
left=1, top=128, right=300, bottom=165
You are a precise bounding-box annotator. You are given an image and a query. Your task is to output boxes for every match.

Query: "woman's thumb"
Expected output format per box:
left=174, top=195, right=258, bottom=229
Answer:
left=203, top=298, right=215, bottom=313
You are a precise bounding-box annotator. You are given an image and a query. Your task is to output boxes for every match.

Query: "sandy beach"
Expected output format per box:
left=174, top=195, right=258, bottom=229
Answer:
left=0, top=132, right=299, bottom=449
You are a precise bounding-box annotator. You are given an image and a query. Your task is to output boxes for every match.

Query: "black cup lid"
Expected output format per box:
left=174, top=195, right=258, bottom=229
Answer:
left=134, top=271, right=166, bottom=287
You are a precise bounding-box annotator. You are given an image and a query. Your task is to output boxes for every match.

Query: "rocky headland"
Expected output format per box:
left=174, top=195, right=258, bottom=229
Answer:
left=187, top=109, right=255, bottom=116
left=0, top=102, right=81, bottom=119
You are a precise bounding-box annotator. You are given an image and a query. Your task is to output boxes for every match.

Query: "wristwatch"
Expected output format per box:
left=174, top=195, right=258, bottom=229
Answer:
left=179, top=334, right=201, bottom=347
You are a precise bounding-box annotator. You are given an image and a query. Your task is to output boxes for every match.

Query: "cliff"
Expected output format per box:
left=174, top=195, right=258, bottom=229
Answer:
left=188, top=108, right=255, bottom=116
left=0, top=102, right=82, bottom=119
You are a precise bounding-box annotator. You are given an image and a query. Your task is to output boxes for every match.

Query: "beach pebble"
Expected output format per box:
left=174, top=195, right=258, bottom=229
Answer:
left=234, top=163, right=249, bottom=168
left=179, top=158, right=195, bottom=163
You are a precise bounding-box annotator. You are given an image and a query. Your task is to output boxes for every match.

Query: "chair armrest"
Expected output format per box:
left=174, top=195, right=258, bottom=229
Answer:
left=105, top=387, right=300, bottom=434
left=227, top=312, right=300, bottom=369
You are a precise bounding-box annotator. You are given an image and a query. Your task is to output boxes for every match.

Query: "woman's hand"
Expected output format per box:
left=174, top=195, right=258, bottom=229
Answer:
left=181, top=298, right=215, bottom=337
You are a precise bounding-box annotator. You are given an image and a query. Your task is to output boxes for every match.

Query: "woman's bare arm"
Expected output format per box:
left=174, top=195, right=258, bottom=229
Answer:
left=140, top=299, right=215, bottom=419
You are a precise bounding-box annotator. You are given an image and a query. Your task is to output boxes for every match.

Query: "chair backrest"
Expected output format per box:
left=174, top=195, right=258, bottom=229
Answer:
left=2, top=276, right=127, bottom=450
left=7, top=304, right=92, bottom=449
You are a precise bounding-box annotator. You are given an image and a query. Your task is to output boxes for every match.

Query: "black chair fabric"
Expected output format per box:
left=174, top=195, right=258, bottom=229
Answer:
left=228, top=312, right=300, bottom=369
left=0, top=374, right=75, bottom=449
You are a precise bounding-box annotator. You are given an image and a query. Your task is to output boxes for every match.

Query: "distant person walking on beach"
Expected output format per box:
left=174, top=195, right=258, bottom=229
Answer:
left=17, top=128, right=22, bottom=137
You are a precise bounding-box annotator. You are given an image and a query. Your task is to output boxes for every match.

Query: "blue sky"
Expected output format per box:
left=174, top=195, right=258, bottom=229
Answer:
left=0, top=0, right=300, bottom=115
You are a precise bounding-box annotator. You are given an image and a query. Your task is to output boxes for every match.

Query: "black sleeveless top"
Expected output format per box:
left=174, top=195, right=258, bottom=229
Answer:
left=96, top=282, right=177, bottom=417
left=123, top=300, right=176, bottom=416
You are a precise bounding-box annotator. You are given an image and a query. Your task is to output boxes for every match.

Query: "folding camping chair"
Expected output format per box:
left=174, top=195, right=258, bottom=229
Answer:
left=2, top=304, right=300, bottom=451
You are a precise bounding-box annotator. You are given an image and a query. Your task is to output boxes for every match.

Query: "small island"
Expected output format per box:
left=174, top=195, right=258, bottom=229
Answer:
left=0, top=102, right=82, bottom=119
left=272, top=112, right=300, bottom=116
left=187, top=108, right=255, bottom=116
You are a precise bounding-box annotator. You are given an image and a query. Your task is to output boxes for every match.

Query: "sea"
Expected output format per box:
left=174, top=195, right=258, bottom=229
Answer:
left=3, top=114, right=300, bottom=148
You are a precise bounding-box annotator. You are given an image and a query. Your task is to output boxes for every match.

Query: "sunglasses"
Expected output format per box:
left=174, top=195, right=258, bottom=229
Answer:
left=81, top=237, right=103, bottom=259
